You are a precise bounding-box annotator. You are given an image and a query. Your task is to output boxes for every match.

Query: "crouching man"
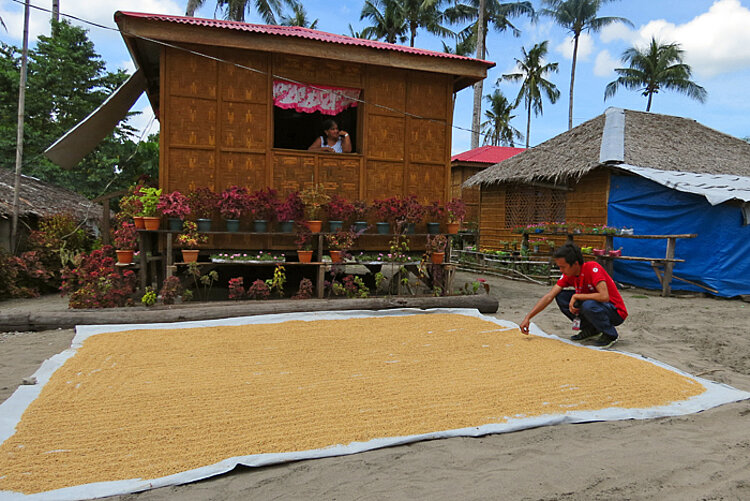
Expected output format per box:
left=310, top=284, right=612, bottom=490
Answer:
left=519, top=243, right=628, bottom=348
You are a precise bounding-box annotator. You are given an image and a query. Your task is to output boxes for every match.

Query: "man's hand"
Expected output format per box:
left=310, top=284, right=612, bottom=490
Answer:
left=520, top=317, right=531, bottom=334
left=569, top=295, right=580, bottom=315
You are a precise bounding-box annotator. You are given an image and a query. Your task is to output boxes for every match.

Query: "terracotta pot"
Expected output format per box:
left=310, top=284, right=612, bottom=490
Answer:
left=305, top=220, right=323, bottom=233
left=329, top=250, right=342, bottom=263
left=115, top=249, right=134, bottom=265
left=181, top=249, right=199, bottom=263
left=133, top=216, right=145, bottom=229
left=446, top=222, right=459, bottom=234
left=142, top=216, right=161, bottom=231
left=297, top=250, right=313, bottom=263
left=430, top=252, right=445, bottom=264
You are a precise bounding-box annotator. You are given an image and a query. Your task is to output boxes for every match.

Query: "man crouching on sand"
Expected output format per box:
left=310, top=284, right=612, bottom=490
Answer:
left=519, top=243, right=628, bottom=349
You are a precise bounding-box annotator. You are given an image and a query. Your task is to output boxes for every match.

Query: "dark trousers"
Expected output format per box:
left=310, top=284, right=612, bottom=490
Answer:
left=555, top=289, right=624, bottom=338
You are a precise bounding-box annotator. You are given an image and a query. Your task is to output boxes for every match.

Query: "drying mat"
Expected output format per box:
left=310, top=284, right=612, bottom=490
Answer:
left=1, top=309, right=748, bottom=500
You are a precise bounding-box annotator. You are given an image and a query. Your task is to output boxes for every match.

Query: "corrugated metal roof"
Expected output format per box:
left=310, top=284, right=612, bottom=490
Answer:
left=115, top=12, right=495, bottom=66
left=451, top=146, right=525, bottom=164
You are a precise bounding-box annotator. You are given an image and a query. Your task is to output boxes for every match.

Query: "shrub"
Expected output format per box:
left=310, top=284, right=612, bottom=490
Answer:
left=218, top=186, right=252, bottom=220
left=299, top=184, right=330, bottom=220
left=176, top=221, right=207, bottom=248
left=292, top=278, right=314, bottom=299
left=138, top=187, right=163, bottom=217
left=445, top=198, right=466, bottom=223
left=60, top=246, right=136, bottom=308
left=160, top=276, right=182, bottom=305
left=114, top=222, right=138, bottom=250
left=141, top=287, right=157, bottom=306
left=246, top=279, right=270, bottom=300
left=276, top=191, right=304, bottom=221
left=0, top=250, right=55, bottom=299
left=157, top=191, right=191, bottom=220
left=188, top=187, right=219, bottom=219
left=247, top=187, right=279, bottom=221
left=228, top=277, right=246, bottom=300
left=326, top=195, right=355, bottom=221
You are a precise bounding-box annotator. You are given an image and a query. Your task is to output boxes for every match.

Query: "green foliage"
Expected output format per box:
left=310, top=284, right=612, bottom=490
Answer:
left=264, top=264, right=286, bottom=298
left=186, top=263, right=218, bottom=301
left=141, top=287, right=157, bottom=307
left=0, top=21, right=159, bottom=198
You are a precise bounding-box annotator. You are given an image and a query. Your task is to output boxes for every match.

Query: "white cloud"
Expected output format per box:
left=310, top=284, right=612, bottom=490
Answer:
left=594, top=50, right=619, bottom=77
left=119, top=59, right=136, bottom=73
left=599, top=22, right=635, bottom=44
left=126, top=101, right=159, bottom=140
left=554, top=32, right=594, bottom=61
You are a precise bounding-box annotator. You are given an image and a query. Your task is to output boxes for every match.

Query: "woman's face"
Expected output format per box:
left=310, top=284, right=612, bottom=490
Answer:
left=325, top=123, right=339, bottom=139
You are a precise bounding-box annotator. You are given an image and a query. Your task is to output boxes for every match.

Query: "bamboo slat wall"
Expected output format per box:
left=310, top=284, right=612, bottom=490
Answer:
left=478, top=169, right=610, bottom=251
left=451, top=165, right=483, bottom=227
left=159, top=44, right=453, bottom=211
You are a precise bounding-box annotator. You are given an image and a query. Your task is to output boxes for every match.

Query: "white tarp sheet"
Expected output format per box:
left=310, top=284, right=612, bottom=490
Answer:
left=1, top=308, right=748, bottom=501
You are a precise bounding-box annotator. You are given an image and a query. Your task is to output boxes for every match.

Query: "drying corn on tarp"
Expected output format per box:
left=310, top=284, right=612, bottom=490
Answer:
left=1, top=309, right=748, bottom=500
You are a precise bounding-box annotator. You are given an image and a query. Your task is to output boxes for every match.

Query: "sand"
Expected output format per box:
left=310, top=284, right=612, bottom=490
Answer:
left=2, top=272, right=749, bottom=500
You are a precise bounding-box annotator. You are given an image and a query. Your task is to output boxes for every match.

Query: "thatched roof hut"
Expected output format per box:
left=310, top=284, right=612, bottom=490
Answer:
left=466, top=108, right=750, bottom=297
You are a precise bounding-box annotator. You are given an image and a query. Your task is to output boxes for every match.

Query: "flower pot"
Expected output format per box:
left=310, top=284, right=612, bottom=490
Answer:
left=446, top=222, right=459, bottom=234
left=116, top=249, right=134, bottom=265
left=297, top=250, right=313, bottom=263
left=196, top=218, right=212, bottom=232
left=133, top=216, right=145, bottom=229
left=181, top=249, right=199, bottom=263
left=592, top=249, right=606, bottom=256
left=404, top=222, right=416, bottom=234
left=376, top=222, right=390, bottom=235
left=427, top=222, right=441, bottom=235
left=278, top=220, right=294, bottom=233
left=167, top=217, right=183, bottom=231
left=253, top=220, right=268, bottom=233
left=354, top=221, right=368, bottom=233
left=329, top=220, right=343, bottom=232
left=305, top=220, right=323, bottom=233
left=329, top=250, right=343, bottom=263
left=225, top=219, right=240, bottom=232
left=142, top=216, right=160, bottom=231
left=430, top=251, right=445, bottom=264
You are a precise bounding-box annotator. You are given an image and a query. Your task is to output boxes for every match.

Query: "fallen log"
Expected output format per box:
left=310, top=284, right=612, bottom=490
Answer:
left=0, top=295, right=499, bottom=332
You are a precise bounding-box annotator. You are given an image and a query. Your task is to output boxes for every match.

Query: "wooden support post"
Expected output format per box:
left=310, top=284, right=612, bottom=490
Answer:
left=166, top=232, right=173, bottom=267
left=101, top=198, right=111, bottom=246
left=316, top=233, right=324, bottom=299
left=138, top=231, right=148, bottom=291
left=662, top=237, right=676, bottom=297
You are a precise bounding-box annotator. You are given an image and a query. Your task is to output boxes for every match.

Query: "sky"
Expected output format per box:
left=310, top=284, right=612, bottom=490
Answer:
left=2, top=0, right=750, bottom=154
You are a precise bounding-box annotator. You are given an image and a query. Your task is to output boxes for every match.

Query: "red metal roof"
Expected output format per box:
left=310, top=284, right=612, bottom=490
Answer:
left=451, top=146, right=525, bottom=164
left=115, top=12, right=495, bottom=67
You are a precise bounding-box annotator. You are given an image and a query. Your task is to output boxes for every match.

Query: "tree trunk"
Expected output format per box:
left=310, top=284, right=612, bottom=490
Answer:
left=410, top=22, right=417, bottom=47
left=52, top=0, right=59, bottom=23
left=11, top=0, right=30, bottom=253
left=646, top=93, right=653, bottom=112
left=525, top=100, right=531, bottom=149
left=470, top=0, right=486, bottom=149
left=568, top=34, right=579, bottom=130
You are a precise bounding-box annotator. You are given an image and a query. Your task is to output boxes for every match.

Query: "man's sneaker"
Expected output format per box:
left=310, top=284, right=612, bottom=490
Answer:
left=571, top=329, right=599, bottom=341
left=592, top=334, right=618, bottom=349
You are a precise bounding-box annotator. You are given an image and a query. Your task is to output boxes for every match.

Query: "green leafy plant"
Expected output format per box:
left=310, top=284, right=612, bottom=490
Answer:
left=264, top=264, right=286, bottom=297
left=186, top=262, right=218, bottom=301
left=176, top=221, right=208, bottom=248
left=300, top=184, right=330, bottom=220
left=141, top=287, right=157, bottom=306
left=138, top=187, right=163, bottom=217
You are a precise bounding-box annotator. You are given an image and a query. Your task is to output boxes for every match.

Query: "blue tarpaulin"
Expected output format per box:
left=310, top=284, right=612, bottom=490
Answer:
left=607, top=174, right=750, bottom=297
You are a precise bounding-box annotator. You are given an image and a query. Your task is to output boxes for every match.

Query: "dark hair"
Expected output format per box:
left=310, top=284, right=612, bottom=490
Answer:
left=553, top=243, right=584, bottom=266
left=322, top=119, right=338, bottom=132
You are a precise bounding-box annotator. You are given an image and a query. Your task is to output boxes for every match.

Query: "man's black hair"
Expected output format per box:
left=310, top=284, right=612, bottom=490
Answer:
left=553, top=243, right=584, bottom=265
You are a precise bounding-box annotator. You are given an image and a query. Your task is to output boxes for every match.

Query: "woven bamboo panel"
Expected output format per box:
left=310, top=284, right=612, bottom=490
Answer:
left=407, top=117, right=446, bottom=164
left=273, top=54, right=362, bottom=89
left=166, top=47, right=217, bottom=99
left=167, top=97, right=217, bottom=148
left=215, top=152, right=266, bottom=189
left=220, top=102, right=267, bottom=150
left=365, top=160, right=404, bottom=200
left=365, top=68, right=407, bottom=117
left=319, top=157, right=361, bottom=201
left=166, top=149, right=215, bottom=193
left=406, top=72, right=448, bottom=119
left=219, top=49, right=268, bottom=103
left=407, top=163, right=445, bottom=203
left=505, top=184, right=566, bottom=229
left=365, top=114, right=405, bottom=161
left=272, top=153, right=316, bottom=195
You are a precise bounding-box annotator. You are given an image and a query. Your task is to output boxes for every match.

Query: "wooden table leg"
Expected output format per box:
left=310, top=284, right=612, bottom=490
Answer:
left=138, top=232, right=148, bottom=291
left=662, top=238, right=676, bottom=297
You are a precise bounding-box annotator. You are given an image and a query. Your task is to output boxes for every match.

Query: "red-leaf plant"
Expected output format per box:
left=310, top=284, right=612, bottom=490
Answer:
left=157, top=191, right=191, bottom=220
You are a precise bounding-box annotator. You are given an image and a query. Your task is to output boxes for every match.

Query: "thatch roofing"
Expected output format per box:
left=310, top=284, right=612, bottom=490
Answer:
left=0, top=168, right=102, bottom=222
left=465, top=108, right=750, bottom=187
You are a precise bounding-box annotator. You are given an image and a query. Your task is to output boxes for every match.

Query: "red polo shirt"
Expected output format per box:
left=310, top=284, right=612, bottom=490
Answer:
left=557, top=261, right=628, bottom=320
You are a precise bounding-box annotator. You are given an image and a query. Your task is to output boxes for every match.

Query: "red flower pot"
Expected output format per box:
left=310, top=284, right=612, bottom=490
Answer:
left=298, top=250, right=313, bottom=263
left=430, top=252, right=445, bottom=264
left=181, top=249, right=199, bottom=263
left=115, top=249, right=134, bottom=265
left=329, top=250, right=342, bottom=263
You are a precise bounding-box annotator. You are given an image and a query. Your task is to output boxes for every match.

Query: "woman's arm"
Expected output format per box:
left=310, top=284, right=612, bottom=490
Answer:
left=340, top=131, right=352, bottom=153
left=308, top=137, right=334, bottom=152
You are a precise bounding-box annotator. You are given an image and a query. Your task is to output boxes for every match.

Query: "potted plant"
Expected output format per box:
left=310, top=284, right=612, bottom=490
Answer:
left=402, top=195, right=424, bottom=234
left=325, top=195, right=355, bottom=232
left=275, top=191, right=304, bottom=233
left=295, top=223, right=314, bottom=263
left=188, top=187, right=219, bottom=232
left=352, top=200, right=368, bottom=232
left=138, top=187, right=163, bottom=230
left=176, top=220, right=207, bottom=263
left=117, top=184, right=144, bottom=227
left=157, top=190, right=191, bottom=231
left=247, top=187, right=278, bottom=232
left=445, top=198, right=466, bottom=234
left=325, top=229, right=357, bottom=263
left=219, top=186, right=251, bottom=232
left=425, top=233, right=447, bottom=264
left=426, top=201, right=443, bottom=234
left=372, top=197, right=405, bottom=235
left=114, top=221, right=138, bottom=264
left=299, top=184, right=330, bottom=233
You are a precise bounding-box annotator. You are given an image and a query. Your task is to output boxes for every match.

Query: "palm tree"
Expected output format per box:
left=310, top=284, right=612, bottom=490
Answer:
left=399, top=0, right=454, bottom=48
left=604, top=37, right=707, bottom=112
left=444, top=0, right=535, bottom=57
left=280, top=4, right=318, bottom=29
left=541, top=0, right=632, bottom=130
left=348, top=24, right=375, bottom=40
left=481, top=88, right=524, bottom=146
left=185, top=0, right=299, bottom=24
left=360, top=0, right=408, bottom=44
left=501, top=41, right=560, bottom=148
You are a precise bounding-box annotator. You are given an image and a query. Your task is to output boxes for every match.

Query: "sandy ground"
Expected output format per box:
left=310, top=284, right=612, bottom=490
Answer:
left=2, top=273, right=750, bottom=500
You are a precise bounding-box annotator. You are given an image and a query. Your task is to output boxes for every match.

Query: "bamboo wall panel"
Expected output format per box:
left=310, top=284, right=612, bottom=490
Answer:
left=216, top=152, right=266, bottom=190
left=220, top=102, right=267, bottom=151
left=566, top=169, right=609, bottom=225
left=219, top=49, right=267, bottom=103
left=273, top=54, right=362, bottom=88
left=407, top=163, right=445, bottom=203
left=166, top=47, right=217, bottom=98
left=365, top=68, right=406, bottom=117
left=272, top=152, right=316, bottom=194
left=166, top=149, right=215, bottom=192
left=407, top=117, right=446, bottom=164
left=365, top=115, right=405, bottom=161
left=406, top=73, right=448, bottom=119
left=365, top=161, right=403, bottom=200
left=319, top=156, right=361, bottom=201
left=478, top=187, right=505, bottom=249
left=167, top=97, right=217, bottom=147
